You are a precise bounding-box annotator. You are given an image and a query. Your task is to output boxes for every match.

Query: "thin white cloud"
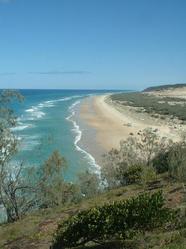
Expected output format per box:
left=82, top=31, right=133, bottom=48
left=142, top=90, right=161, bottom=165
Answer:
left=29, top=70, right=91, bottom=75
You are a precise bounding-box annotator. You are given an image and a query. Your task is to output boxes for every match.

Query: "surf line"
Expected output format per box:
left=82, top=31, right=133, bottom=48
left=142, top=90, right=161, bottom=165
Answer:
left=66, top=100, right=101, bottom=177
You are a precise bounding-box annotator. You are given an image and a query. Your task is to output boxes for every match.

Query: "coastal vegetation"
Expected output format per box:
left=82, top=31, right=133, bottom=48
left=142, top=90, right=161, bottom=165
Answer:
left=0, top=90, right=25, bottom=222
left=1, top=89, right=186, bottom=249
left=110, top=92, right=186, bottom=121
left=101, top=128, right=172, bottom=188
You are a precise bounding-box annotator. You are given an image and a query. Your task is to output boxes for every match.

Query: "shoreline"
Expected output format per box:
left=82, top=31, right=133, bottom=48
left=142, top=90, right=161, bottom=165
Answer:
left=79, top=94, right=184, bottom=157
left=69, top=100, right=102, bottom=175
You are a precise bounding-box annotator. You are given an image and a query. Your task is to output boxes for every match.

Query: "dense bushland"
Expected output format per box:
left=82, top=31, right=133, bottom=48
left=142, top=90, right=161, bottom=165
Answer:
left=51, top=191, right=174, bottom=249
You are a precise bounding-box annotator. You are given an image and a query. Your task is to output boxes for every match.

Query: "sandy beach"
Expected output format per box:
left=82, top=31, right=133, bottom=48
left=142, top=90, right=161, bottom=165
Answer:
left=80, top=94, right=185, bottom=153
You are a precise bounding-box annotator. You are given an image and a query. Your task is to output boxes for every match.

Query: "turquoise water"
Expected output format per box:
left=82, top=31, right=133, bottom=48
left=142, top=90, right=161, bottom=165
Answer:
left=12, top=90, right=118, bottom=181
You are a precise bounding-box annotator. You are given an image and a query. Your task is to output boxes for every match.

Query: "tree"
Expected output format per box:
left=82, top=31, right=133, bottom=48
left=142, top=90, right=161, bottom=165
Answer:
left=78, top=170, right=100, bottom=198
left=102, top=128, right=172, bottom=188
left=0, top=90, right=32, bottom=222
left=36, top=150, right=77, bottom=208
left=0, top=90, right=23, bottom=169
left=167, top=141, right=186, bottom=181
left=0, top=162, right=36, bottom=222
left=119, top=128, right=172, bottom=167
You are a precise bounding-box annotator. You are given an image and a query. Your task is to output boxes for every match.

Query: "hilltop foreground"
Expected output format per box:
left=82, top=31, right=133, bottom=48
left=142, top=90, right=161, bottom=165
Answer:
left=0, top=178, right=186, bottom=249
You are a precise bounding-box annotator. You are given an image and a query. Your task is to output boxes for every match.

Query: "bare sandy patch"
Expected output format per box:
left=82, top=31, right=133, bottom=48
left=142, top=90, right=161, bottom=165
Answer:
left=147, top=87, right=186, bottom=100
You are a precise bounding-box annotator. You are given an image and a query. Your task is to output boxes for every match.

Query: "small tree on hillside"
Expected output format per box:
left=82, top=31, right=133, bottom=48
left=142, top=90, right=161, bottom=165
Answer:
left=0, top=162, right=36, bottom=222
left=167, top=141, right=186, bottom=181
left=78, top=170, right=100, bottom=198
left=37, top=150, right=77, bottom=208
left=102, top=128, right=172, bottom=188
left=0, top=90, right=33, bottom=222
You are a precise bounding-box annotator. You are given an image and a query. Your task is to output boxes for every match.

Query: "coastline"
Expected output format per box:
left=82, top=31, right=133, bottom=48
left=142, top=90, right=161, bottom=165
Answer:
left=79, top=94, right=183, bottom=159
left=67, top=99, right=102, bottom=176
left=74, top=100, right=105, bottom=168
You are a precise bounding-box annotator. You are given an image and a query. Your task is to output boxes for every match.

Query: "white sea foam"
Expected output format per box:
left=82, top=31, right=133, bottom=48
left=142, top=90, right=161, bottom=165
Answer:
left=13, top=95, right=84, bottom=155
left=11, top=120, right=34, bottom=131
left=11, top=124, right=32, bottom=131
left=24, top=95, right=83, bottom=121
left=38, top=102, right=55, bottom=108
left=46, top=95, right=83, bottom=104
left=25, top=106, right=46, bottom=119
left=66, top=101, right=80, bottom=121
left=17, top=94, right=89, bottom=156
left=66, top=101, right=101, bottom=177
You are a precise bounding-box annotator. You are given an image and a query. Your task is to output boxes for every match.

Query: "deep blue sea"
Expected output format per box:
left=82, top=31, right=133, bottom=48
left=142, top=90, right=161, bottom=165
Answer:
left=11, top=89, right=119, bottom=181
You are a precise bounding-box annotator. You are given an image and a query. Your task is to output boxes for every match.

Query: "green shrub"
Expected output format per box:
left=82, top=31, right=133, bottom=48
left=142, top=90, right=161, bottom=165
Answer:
left=140, top=166, right=157, bottom=187
left=152, top=151, right=169, bottom=173
left=152, top=141, right=186, bottom=179
left=117, top=164, right=143, bottom=185
left=167, top=143, right=186, bottom=181
left=102, top=128, right=171, bottom=188
left=51, top=191, right=173, bottom=249
left=78, top=170, right=100, bottom=198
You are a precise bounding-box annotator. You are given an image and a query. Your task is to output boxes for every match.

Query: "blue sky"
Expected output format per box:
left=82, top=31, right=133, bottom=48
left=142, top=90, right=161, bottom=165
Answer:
left=0, top=0, right=186, bottom=90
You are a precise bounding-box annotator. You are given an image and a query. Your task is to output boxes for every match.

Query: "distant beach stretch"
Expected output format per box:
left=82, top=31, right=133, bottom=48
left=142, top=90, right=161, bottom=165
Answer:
left=80, top=89, right=186, bottom=157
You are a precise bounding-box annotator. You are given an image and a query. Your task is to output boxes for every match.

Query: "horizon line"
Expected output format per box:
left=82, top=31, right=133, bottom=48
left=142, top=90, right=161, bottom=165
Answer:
left=0, top=88, right=136, bottom=91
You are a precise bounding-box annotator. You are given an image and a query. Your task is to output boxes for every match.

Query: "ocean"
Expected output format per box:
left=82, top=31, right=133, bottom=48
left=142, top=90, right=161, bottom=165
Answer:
left=11, top=89, right=117, bottom=181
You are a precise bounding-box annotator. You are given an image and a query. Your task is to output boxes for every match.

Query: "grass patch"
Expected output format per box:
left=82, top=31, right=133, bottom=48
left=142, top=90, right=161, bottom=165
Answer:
left=0, top=179, right=186, bottom=249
